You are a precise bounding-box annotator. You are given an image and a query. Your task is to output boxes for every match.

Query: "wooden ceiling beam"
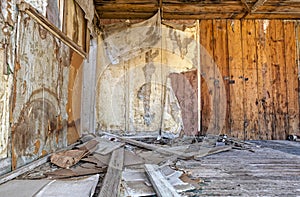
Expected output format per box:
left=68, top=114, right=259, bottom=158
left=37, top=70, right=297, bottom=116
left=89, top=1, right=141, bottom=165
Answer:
left=240, top=0, right=250, bottom=12
left=251, top=0, right=268, bottom=13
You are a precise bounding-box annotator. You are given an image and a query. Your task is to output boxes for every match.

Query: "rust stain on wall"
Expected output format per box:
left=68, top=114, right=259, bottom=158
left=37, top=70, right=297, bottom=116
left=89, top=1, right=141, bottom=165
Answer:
left=11, top=11, right=70, bottom=169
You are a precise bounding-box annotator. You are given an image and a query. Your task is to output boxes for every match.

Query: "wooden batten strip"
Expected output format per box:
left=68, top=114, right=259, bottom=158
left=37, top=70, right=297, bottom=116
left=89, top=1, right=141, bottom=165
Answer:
left=17, top=2, right=87, bottom=58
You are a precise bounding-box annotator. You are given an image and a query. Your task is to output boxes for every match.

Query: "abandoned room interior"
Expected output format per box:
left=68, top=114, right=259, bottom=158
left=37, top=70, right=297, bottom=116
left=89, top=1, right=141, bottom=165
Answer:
left=0, top=0, right=300, bottom=196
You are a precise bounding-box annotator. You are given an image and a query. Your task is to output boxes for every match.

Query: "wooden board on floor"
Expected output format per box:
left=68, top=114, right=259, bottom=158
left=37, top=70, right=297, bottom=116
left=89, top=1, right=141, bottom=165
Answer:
left=98, top=148, right=124, bottom=197
left=144, top=164, right=180, bottom=197
left=227, top=20, right=245, bottom=139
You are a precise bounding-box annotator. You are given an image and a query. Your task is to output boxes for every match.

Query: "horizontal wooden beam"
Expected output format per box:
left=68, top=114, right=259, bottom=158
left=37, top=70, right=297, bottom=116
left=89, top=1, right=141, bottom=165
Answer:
left=18, top=2, right=87, bottom=58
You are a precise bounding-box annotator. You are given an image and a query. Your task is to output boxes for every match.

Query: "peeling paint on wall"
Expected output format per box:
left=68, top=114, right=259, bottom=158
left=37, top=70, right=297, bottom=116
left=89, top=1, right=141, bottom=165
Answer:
left=11, top=11, right=70, bottom=169
left=96, top=15, right=203, bottom=136
left=0, top=7, right=14, bottom=160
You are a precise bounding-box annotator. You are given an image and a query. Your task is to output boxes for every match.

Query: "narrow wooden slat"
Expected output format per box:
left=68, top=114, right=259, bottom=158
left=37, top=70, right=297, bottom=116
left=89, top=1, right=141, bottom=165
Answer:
left=255, top=20, right=271, bottom=140
left=284, top=21, right=300, bottom=137
left=241, top=20, right=258, bottom=140
left=213, top=20, right=230, bottom=135
left=200, top=20, right=214, bottom=135
left=98, top=148, right=124, bottom=197
left=268, top=20, right=288, bottom=139
left=144, top=164, right=180, bottom=197
left=227, top=20, right=245, bottom=139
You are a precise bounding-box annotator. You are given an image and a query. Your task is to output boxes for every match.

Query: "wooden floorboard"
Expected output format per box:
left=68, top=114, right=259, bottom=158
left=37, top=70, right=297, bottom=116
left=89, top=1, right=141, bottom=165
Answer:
left=180, top=141, right=300, bottom=196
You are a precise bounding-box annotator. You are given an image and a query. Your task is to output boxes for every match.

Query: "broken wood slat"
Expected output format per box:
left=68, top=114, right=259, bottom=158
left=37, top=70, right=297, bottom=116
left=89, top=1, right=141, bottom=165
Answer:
left=46, top=164, right=107, bottom=179
left=50, top=149, right=88, bottom=169
left=117, top=137, right=193, bottom=159
left=94, top=137, right=125, bottom=155
left=76, top=139, right=99, bottom=153
left=194, top=146, right=232, bottom=160
left=98, top=148, right=124, bottom=197
left=144, top=164, right=180, bottom=197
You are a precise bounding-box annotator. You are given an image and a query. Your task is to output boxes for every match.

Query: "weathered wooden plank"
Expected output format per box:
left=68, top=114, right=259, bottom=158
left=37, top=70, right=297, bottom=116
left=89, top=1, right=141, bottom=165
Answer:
left=200, top=20, right=214, bottom=135
left=144, top=164, right=180, bottom=197
left=245, top=13, right=300, bottom=19
left=94, top=137, right=125, bottom=155
left=241, top=20, right=258, bottom=140
left=227, top=20, right=245, bottom=139
left=98, top=148, right=124, bottom=197
left=256, top=20, right=271, bottom=140
left=284, top=21, right=300, bottom=137
left=268, top=20, right=288, bottom=140
left=213, top=20, right=230, bottom=135
left=162, top=4, right=245, bottom=13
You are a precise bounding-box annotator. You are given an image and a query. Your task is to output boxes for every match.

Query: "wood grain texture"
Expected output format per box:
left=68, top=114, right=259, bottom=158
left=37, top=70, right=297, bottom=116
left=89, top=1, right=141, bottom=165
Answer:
left=256, top=20, right=271, bottom=140
left=242, top=20, right=258, bottom=140
left=284, top=21, right=299, bottom=137
left=98, top=148, right=124, bottom=197
left=268, top=20, right=288, bottom=140
left=95, top=0, right=300, bottom=19
left=144, top=164, right=180, bottom=197
left=213, top=20, right=230, bottom=135
left=200, top=20, right=214, bottom=135
left=227, top=20, right=245, bottom=139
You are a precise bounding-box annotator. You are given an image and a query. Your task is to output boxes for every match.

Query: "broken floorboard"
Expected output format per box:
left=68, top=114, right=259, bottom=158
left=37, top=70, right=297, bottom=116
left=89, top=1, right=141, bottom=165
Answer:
left=98, top=148, right=124, bottom=197
left=144, top=164, right=180, bottom=197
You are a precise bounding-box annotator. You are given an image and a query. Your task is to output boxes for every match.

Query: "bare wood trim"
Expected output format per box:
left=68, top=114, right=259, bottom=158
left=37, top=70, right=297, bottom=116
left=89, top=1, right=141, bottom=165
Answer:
left=144, top=164, right=180, bottom=197
left=251, top=0, right=268, bottom=13
left=18, top=2, right=87, bottom=58
left=240, top=0, right=250, bottom=11
left=98, top=148, right=124, bottom=197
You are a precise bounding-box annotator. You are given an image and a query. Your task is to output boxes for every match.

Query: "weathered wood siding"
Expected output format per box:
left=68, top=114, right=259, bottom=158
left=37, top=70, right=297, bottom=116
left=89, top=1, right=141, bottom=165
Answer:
left=200, top=19, right=300, bottom=140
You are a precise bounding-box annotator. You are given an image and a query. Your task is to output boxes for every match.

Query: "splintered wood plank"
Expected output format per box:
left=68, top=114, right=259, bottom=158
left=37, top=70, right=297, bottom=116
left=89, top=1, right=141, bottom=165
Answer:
left=144, top=164, right=180, bottom=197
left=268, top=20, right=288, bottom=140
left=241, top=20, right=258, bottom=140
left=227, top=20, right=245, bottom=139
left=256, top=20, right=271, bottom=140
left=200, top=20, right=214, bottom=135
left=94, top=137, right=125, bottom=155
left=98, top=148, right=124, bottom=197
left=284, top=21, right=300, bottom=137
left=213, top=20, right=230, bottom=135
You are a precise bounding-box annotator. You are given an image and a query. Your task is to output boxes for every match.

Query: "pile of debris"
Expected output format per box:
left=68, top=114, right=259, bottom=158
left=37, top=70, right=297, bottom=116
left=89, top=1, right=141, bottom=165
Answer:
left=0, top=133, right=255, bottom=196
